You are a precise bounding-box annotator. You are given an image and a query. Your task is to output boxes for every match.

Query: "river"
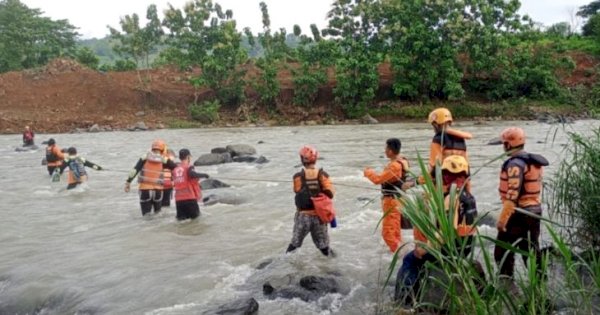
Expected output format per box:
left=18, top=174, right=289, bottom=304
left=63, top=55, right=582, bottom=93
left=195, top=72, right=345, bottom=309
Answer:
left=0, top=120, right=597, bottom=315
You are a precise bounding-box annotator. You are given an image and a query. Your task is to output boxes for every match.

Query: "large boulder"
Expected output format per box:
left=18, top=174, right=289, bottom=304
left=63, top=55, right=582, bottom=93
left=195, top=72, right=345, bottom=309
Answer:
left=202, top=192, right=248, bottom=206
left=361, top=114, right=379, bottom=124
left=88, top=124, right=101, bottom=133
left=226, top=144, right=257, bottom=157
left=200, top=178, right=231, bottom=190
left=232, top=155, right=269, bottom=164
left=211, top=147, right=228, bottom=154
left=194, top=153, right=232, bottom=166
left=263, top=274, right=350, bottom=303
left=208, top=298, right=259, bottom=315
left=15, top=145, right=38, bottom=152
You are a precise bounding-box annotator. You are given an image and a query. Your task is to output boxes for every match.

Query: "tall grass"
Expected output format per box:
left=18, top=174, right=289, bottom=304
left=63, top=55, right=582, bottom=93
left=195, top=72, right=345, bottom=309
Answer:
left=381, top=149, right=600, bottom=314
left=548, top=126, right=600, bottom=249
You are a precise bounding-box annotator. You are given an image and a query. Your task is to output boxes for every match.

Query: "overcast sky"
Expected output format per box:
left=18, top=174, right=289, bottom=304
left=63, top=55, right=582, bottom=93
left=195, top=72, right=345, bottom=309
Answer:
left=20, top=0, right=592, bottom=39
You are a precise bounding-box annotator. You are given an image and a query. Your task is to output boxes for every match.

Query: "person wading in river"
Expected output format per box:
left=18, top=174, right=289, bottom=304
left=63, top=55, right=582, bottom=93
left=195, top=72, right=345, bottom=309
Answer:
left=124, top=139, right=178, bottom=216
left=286, top=145, right=336, bottom=257
left=364, top=138, right=410, bottom=253
left=495, top=127, right=549, bottom=279
left=172, top=149, right=209, bottom=220
left=45, top=138, right=65, bottom=176
left=59, top=147, right=103, bottom=189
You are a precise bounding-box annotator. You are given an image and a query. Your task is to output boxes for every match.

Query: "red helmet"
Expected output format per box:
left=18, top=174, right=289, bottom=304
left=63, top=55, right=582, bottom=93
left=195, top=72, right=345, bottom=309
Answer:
left=500, top=127, right=525, bottom=148
left=299, top=145, right=318, bottom=163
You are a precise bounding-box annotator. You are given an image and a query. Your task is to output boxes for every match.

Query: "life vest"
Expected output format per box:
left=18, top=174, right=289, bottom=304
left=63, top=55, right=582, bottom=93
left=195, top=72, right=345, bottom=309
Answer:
left=499, top=152, right=548, bottom=208
left=46, top=146, right=60, bottom=164
left=173, top=163, right=201, bottom=201
left=381, top=156, right=410, bottom=197
left=162, top=151, right=175, bottom=189
left=295, top=168, right=323, bottom=210
left=432, top=128, right=471, bottom=165
left=66, top=157, right=87, bottom=185
left=138, top=152, right=166, bottom=190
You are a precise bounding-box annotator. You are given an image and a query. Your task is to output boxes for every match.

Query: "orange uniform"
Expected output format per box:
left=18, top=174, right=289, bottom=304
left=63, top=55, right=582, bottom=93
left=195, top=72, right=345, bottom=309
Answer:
left=428, top=128, right=472, bottom=192
left=364, top=157, right=409, bottom=253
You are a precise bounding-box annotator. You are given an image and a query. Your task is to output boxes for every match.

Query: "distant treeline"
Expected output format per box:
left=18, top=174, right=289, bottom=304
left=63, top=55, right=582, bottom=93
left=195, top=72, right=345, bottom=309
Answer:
left=1, top=0, right=599, bottom=117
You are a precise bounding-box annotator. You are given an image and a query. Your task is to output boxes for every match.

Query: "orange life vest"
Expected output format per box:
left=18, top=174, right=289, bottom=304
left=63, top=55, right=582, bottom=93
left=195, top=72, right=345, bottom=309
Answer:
left=138, top=152, right=166, bottom=190
left=162, top=151, right=175, bottom=189
left=173, top=163, right=201, bottom=201
left=499, top=152, right=548, bottom=208
left=381, top=156, right=409, bottom=197
left=295, top=168, right=323, bottom=211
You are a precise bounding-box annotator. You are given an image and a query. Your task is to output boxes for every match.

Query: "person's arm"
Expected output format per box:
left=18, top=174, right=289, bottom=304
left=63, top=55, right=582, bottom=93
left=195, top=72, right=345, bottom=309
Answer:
left=364, top=162, right=403, bottom=185
left=163, top=158, right=178, bottom=170
left=84, top=159, right=102, bottom=170
left=293, top=173, right=302, bottom=193
left=126, top=159, right=144, bottom=183
left=124, top=158, right=144, bottom=192
left=497, top=161, right=525, bottom=231
left=54, top=146, right=65, bottom=160
left=188, top=166, right=209, bottom=179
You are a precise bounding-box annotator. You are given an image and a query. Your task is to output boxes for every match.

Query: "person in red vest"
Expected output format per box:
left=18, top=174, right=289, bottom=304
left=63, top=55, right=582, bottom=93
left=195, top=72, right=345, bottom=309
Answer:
left=172, top=149, right=209, bottom=220
left=22, top=126, right=34, bottom=146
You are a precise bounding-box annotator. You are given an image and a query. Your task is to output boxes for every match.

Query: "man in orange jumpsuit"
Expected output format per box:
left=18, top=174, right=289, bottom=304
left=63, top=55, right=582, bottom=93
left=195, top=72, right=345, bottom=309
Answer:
left=364, top=138, right=410, bottom=253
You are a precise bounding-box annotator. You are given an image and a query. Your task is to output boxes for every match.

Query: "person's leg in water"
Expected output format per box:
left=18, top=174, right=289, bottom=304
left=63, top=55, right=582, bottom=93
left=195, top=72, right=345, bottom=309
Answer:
left=162, top=188, right=173, bottom=207
left=66, top=183, right=78, bottom=190
left=309, top=215, right=334, bottom=257
left=176, top=200, right=200, bottom=220
left=47, top=165, right=57, bottom=176
left=287, top=212, right=311, bottom=253
left=395, top=251, right=435, bottom=305
left=152, top=189, right=163, bottom=214
left=139, top=190, right=154, bottom=216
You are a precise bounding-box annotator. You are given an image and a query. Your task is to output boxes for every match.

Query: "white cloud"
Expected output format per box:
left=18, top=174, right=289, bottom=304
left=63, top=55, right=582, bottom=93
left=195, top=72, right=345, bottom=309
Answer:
left=19, top=0, right=593, bottom=39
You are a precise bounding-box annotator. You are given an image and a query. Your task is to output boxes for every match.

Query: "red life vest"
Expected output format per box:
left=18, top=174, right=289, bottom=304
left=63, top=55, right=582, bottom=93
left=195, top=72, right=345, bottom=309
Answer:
left=173, top=162, right=201, bottom=201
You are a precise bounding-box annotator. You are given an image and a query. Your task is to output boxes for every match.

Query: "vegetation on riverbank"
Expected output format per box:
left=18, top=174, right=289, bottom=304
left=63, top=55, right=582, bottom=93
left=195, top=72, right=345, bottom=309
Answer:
left=1, top=0, right=599, bottom=132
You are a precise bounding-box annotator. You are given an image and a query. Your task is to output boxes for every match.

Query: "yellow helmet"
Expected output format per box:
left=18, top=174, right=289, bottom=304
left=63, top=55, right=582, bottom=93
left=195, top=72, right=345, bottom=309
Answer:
left=428, top=108, right=453, bottom=125
left=441, top=155, right=469, bottom=174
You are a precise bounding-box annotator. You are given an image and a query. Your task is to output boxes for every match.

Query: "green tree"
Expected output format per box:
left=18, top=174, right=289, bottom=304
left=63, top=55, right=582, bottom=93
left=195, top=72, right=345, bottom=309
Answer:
left=292, top=24, right=338, bottom=106
left=325, top=0, right=384, bottom=118
left=578, top=0, right=600, bottom=18
left=546, top=22, right=572, bottom=37
left=582, top=13, right=600, bottom=38
left=75, top=46, right=99, bottom=69
left=248, top=2, right=291, bottom=108
left=108, top=4, right=163, bottom=69
left=162, top=0, right=247, bottom=106
left=0, top=0, right=78, bottom=73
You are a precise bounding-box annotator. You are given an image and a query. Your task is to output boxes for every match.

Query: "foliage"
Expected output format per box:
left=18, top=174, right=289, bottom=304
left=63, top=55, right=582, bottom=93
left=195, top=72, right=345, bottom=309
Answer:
left=0, top=0, right=78, bottom=73
left=578, top=0, right=600, bottom=18
left=75, top=47, right=99, bottom=70
left=582, top=14, right=600, bottom=39
left=108, top=4, right=163, bottom=70
left=246, top=2, right=290, bottom=108
left=325, top=0, right=383, bottom=118
left=382, top=155, right=600, bottom=314
left=548, top=127, right=600, bottom=249
left=188, top=100, right=220, bottom=123
left=546, top=22, right=573, bottom=38
left=98, top=59, right=137, bottom=72
left=162, top=0, right=247, bottom=106
left=292, top=25, right=337, bottom=106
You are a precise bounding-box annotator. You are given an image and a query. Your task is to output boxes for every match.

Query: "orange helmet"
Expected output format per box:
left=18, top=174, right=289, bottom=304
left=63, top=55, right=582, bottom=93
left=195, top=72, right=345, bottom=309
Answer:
left=299, top=145, right=318, bottom=164
left=500, top=127, right=525, bottom=147
left=151, top=139, right=166, bottom=151
left=428, top=108, right=453, bottom=125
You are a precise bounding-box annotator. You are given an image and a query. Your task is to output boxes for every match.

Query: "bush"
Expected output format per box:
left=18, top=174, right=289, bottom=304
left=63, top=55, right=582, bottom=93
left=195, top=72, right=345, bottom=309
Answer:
left=548, top=127, right=600, bottom=249
left=188, top=100, right=220, bottom=124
